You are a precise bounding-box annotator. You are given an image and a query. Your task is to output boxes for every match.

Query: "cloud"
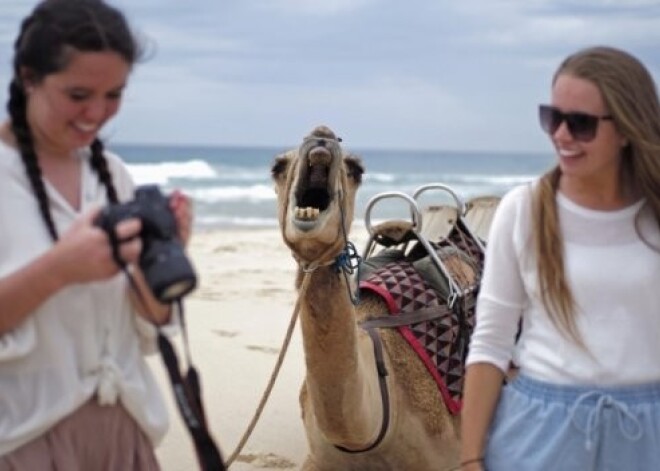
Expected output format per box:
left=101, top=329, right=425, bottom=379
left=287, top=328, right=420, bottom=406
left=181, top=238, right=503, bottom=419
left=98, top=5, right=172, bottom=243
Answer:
left=0, top=1, right=36, bottom=44
left=247, top=0, right=378, bottom=16
left=137, top=22, right=246, bottom=58
left=450, top=0, right=660, bottom=45
left=1, top=0, right=659, bottom=152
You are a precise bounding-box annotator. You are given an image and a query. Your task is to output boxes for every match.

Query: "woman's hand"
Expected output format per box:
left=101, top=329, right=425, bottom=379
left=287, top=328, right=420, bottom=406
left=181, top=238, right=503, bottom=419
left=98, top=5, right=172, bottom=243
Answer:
left=55, top=208, right=142, bottom=284
left=169, top=189, right=193, bottom=246
left=0, top=208, right=143, bottom=334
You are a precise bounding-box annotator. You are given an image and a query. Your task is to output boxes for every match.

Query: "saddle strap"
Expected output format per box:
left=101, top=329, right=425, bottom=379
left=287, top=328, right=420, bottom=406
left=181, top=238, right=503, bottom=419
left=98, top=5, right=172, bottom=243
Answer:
left=335, top=326, right=391, bottom=454
left=360, top=305, right=452, bottom=329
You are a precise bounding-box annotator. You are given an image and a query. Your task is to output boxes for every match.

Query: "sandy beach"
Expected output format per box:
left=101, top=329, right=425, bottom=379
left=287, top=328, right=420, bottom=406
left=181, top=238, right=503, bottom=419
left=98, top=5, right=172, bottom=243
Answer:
left=149, top=225, right=371, bottom=471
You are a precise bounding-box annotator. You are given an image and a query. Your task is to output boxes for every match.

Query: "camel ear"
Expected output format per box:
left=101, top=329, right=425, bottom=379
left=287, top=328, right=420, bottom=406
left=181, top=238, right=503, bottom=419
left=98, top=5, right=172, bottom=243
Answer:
left=271, top=153, right=290, bottom=181
left=344, top=154, right=364, bottom=185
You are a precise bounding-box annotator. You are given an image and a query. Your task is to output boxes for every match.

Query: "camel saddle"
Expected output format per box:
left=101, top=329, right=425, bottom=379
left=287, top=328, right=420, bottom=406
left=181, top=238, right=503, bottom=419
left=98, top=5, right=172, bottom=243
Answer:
left=358, top=218, right=483, bottom=415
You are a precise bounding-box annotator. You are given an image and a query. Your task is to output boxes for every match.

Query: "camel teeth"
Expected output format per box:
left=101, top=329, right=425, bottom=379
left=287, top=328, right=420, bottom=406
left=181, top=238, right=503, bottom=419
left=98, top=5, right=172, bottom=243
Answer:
left=307, top=207, right=319, bottom=220
left=294, top=206, right=321, bottom=221
left=295, top=206, right=309, bottom=220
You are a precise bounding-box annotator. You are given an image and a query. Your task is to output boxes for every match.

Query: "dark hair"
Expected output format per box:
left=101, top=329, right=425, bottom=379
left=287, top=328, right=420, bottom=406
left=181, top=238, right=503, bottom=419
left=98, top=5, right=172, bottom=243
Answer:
left=7, top=0, right=142, bottom=241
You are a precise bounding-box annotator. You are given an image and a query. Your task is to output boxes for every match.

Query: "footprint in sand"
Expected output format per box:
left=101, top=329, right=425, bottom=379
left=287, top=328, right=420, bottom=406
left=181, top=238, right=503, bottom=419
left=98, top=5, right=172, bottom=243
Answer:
left=213, top=245, right=237, bottom=253
left=236, top=452, right=296, bottom=469
left=256, top=287, right=287, bottom=296
left=193, top=291, right=225, bottom=301
left=246, top=345, right=279, bottom=355
left=213, top=329, right=239, bottom=338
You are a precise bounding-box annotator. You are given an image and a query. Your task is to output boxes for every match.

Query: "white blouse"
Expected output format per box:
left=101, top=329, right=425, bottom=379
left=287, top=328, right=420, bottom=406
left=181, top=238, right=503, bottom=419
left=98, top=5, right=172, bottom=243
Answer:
left=467, top=182, right=660, bottom=386
left=0, top=140, right=174, bottom=455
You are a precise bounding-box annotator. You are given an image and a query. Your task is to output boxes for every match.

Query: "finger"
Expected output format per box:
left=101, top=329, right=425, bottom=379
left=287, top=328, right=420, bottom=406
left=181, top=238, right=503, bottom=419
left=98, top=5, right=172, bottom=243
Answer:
left=83, top=205, right=103, bottom=222
left=70, top=206, right=102, bottom=231
left=170, top=190, right=191, bottom=217
left=114, top=218, right=142, bottom=240
left=181, top=209, right=193, bottom=244
left=118, top=237, right=142, bottom=265
left=169, top=191, right=193, bottom=245
left=169, top=189, right=186, bottom=207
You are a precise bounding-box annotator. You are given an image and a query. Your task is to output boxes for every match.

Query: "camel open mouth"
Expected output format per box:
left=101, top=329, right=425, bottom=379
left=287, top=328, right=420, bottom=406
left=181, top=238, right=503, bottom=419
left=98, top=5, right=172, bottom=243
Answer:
left=291, top=140, right=341, bottom=231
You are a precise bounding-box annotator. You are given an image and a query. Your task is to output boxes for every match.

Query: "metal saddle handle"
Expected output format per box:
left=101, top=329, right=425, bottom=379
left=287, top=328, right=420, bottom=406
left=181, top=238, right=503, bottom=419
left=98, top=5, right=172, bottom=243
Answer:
left=364, top=191, right=422, bottom=239
left=413, top=183, right=467, bottom=216
left=413, top=182, right=486, bottom=253
left=362, top=190, right=463, bottom=307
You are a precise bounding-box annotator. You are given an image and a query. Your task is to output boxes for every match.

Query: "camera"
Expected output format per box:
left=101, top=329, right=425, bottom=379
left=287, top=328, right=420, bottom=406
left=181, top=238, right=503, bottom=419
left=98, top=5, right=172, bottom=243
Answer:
left=95, top=185, right=197, bottom=303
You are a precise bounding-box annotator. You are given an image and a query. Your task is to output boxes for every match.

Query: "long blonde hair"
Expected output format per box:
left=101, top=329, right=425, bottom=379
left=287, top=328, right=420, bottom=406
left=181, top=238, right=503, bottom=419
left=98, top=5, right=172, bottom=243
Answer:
left=533, top=46, right=660, bottom=342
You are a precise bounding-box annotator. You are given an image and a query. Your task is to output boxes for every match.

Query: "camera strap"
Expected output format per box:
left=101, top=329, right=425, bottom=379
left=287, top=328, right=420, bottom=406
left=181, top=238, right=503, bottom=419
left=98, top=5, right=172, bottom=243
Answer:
left=121, top=266, right=226, bottom=471
left=157, top=310, right=226, bottom=471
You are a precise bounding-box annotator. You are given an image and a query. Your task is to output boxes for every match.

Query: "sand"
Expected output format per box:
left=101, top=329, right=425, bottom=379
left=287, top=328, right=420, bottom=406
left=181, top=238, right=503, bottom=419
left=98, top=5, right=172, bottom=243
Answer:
left=146, top=195, right=500, bottom=470
left=149, top=225, right=372, bottom=471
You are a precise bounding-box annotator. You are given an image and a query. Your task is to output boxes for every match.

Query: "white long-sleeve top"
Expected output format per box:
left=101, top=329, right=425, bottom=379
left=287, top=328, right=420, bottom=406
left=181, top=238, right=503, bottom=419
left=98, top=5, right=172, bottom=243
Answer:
left=466, top=182, right=660, bottom=386
left=0, top=140, right=174, bottom=455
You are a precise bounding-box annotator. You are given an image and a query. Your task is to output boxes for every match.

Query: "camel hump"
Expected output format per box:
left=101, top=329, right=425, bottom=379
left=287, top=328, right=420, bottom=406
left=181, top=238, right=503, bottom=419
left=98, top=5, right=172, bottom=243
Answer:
left=410, top=245, right=479, bottom=301
left=308, top=125, right=337, bottom=140
left=423, top=247, right=479, bottom=293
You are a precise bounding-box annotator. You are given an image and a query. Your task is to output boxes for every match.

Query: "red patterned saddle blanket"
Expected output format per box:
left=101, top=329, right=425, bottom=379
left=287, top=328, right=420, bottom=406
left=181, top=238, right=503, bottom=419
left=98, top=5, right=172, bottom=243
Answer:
left=359, top=223, right=482, bottom=415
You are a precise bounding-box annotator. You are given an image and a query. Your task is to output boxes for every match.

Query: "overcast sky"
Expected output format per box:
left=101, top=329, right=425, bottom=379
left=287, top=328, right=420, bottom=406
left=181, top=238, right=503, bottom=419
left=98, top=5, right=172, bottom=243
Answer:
left=1, top=0, right=659, bottom=152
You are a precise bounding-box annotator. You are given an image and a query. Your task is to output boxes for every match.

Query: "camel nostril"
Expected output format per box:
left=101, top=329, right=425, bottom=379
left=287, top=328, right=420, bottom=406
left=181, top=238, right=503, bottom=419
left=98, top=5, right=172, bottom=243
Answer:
left=318, top=139, right=326, bottom=147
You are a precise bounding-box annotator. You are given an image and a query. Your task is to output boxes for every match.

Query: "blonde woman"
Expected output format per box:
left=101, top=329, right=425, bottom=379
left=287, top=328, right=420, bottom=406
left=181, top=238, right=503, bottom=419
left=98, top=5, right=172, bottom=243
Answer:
left=460, top=46, right=660, bottom=471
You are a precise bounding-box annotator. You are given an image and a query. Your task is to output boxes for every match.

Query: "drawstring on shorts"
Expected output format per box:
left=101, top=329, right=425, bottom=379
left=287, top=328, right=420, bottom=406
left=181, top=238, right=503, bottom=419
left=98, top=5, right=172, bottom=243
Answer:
left=570, top=391, right=643, bottom=451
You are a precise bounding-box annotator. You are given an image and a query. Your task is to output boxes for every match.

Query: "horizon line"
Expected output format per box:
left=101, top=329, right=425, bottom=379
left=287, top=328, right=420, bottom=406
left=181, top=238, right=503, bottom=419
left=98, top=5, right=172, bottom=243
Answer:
left=109, top=140, right=551, bottom=157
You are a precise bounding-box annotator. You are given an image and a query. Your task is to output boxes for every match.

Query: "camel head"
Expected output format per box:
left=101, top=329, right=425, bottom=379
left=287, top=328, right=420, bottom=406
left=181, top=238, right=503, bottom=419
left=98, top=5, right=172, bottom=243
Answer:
left=271, top=125, right=364, bottom=264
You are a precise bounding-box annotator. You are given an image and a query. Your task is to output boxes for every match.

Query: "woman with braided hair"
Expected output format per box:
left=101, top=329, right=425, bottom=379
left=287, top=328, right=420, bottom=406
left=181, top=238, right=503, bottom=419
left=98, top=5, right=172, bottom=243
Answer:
left=0, top=0, right=192, bottom=468
left=460, top=46, right=660, bottom=471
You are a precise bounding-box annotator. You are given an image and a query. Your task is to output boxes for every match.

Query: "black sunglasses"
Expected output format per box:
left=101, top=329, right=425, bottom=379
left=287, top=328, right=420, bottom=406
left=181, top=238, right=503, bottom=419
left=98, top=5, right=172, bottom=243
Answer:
left=539, top=105, right=613, bottom=142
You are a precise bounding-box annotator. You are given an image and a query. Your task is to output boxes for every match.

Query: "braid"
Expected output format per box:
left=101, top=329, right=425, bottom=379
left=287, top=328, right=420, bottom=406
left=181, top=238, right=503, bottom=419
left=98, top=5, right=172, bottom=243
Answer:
left=8, top=79, right=59, bottom=241
left=89, top=138, right=119, bottom=204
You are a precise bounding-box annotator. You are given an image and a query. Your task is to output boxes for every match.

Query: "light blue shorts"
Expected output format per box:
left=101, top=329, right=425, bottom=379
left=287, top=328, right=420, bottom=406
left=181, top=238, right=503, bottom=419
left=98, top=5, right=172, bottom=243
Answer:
left=485, top=374, right=660, bottom=471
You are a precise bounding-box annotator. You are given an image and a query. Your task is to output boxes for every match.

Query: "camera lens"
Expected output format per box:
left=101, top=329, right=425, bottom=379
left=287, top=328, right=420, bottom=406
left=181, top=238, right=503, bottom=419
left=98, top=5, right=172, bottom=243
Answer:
left=160, top=279, right=196, bottom=301
left=140, top=239, right=197, bottom=303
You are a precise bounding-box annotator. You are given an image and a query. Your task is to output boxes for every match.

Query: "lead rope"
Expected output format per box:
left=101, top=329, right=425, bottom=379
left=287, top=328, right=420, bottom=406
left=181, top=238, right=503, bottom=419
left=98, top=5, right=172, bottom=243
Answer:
left=224, top=243, right=346, bottom=467
left=224, top=271, right=312, bottom=467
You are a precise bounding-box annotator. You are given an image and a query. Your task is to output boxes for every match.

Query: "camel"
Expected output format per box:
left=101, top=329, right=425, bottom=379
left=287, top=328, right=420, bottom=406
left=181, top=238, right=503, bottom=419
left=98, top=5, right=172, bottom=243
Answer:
left=271, top=125, right=462, bottom=471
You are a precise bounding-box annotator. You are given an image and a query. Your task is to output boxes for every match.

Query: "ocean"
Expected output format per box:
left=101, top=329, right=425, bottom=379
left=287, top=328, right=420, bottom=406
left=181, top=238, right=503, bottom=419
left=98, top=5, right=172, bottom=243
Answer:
left=113, top=143, right=555, bottom=230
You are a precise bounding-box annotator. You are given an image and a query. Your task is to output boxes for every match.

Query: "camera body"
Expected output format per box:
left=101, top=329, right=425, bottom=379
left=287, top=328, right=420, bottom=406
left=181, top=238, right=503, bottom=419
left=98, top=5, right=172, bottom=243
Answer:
left=95, top=185, right=197, bottom=303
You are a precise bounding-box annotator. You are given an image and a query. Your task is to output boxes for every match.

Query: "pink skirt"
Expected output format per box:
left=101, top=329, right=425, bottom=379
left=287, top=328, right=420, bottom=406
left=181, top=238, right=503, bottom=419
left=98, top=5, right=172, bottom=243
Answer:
left=0, top=399, right=160, bottom=471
